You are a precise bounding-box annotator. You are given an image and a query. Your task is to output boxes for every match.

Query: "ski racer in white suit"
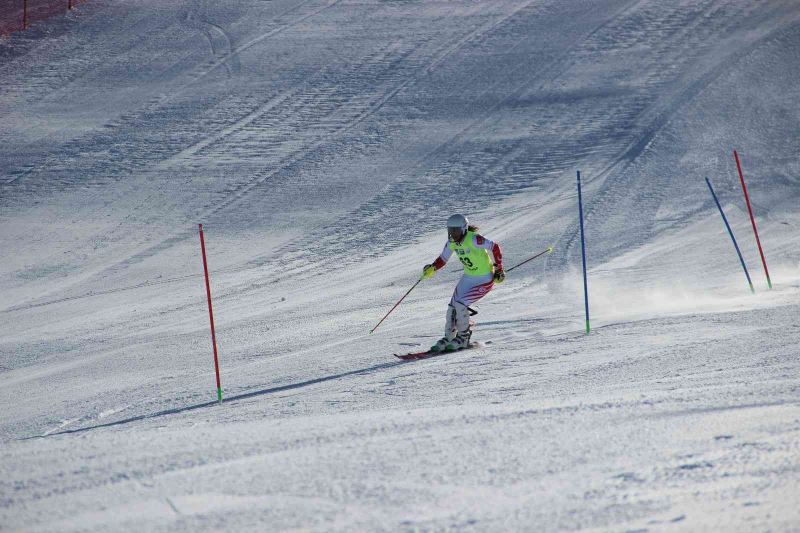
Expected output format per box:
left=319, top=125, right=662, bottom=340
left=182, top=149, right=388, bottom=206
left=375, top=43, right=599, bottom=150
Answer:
left=422, top=214, right=505, bottom=352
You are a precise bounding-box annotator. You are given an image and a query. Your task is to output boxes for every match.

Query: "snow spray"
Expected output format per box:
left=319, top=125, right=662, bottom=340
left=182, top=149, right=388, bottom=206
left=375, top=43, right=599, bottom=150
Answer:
left=704, top=178, right=755, bottom=294
left=734, top=150, right=772, bottom=289
left=198, top=224, right=223, bottom=403
left=577, top=170, right=590, bottom=334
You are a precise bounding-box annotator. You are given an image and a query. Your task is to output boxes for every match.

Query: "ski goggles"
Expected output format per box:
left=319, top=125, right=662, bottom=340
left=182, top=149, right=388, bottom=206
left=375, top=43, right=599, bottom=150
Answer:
left=448, top=226, right=466, bottom=242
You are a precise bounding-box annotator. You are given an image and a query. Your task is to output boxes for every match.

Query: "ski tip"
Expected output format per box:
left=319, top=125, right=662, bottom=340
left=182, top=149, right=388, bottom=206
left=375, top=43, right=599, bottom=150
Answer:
left=394, top=352, right=429, bottom=361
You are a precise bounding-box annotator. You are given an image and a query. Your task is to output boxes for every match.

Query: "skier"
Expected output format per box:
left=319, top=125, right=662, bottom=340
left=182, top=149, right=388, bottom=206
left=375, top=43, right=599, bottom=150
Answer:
left=422, top=214, right=505, bottom=352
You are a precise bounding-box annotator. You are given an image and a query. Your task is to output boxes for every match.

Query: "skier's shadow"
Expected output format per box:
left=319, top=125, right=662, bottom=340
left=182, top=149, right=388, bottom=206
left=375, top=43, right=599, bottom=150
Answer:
left=25, top=360, right=404, bottom=439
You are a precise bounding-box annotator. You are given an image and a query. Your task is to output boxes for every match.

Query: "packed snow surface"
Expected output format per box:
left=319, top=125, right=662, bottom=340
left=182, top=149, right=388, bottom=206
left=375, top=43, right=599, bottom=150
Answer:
left=1, top=0, right=799, bottom=531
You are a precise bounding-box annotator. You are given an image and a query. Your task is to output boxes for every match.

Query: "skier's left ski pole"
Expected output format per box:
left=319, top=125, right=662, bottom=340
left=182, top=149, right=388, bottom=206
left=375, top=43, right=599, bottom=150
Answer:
left=370, top=277, right=422, bottom=334
left=506, top=246, right=554, bottom=273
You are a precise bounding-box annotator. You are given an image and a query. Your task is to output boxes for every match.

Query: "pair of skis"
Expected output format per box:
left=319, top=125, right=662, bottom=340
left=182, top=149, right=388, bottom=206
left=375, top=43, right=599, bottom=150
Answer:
left=394, top=343, right=478, bottom=361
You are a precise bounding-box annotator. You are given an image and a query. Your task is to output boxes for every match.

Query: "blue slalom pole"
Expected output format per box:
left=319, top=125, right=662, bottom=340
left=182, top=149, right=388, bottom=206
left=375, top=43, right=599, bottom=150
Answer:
left=577, top=170, right=590, bottom=334
left=705, top=177, right=755, bottom=294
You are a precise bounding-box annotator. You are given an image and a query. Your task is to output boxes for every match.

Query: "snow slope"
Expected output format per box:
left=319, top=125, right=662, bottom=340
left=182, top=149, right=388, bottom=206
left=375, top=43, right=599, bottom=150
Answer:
left=1, top=0, right=799, bottom=530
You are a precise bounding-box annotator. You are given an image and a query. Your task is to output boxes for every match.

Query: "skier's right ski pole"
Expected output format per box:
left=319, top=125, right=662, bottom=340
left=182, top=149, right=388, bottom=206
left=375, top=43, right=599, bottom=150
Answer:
left=369, top=277, right=423, bottom=334
left=506, top=246, right=554, bottom=273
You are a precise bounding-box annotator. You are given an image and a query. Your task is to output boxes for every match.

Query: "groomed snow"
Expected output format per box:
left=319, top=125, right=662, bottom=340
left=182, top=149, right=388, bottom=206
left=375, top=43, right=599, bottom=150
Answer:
left=1, top=0, right=799, bottom=531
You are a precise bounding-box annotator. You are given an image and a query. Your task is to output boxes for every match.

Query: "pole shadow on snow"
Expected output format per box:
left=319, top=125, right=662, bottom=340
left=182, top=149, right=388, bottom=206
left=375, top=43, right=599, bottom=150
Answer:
left=23, top=361, right=404, bottom=440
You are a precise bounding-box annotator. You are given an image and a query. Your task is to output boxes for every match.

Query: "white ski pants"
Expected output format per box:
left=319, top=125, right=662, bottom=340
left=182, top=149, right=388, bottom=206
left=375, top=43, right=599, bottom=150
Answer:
left=445, top=273, right=494, bottom=339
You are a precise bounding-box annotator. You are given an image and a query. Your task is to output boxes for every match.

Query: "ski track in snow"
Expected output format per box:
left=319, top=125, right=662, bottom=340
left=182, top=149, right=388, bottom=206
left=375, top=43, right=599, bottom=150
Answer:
left=1, top=0, right=800, bottom=531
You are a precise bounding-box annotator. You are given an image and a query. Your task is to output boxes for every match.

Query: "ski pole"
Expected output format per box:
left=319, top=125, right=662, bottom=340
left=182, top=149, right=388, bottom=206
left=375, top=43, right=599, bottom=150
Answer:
left=506, top=246, right=554, bottom=273
left=370, top=277, right=423, bottom=334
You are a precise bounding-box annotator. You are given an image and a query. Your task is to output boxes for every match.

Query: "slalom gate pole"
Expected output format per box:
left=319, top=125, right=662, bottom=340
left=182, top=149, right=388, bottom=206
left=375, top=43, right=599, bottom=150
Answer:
left=577, top=171, right=590, bottom=334
left=705, top=178, right=755, bottom=294
left=734, top=150, right=772, bottom=289
left=370, top=277, right=422, bottom=334
left=506, top=246, right=554, bottom=273
left=198, top=224, right=223, bottom=403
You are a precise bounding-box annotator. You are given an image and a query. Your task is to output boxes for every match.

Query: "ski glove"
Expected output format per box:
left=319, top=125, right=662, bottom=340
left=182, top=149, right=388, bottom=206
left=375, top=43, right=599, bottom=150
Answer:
left=493, top=268, right=506, bottom=284
left=422, top=264, right=436, bottom=279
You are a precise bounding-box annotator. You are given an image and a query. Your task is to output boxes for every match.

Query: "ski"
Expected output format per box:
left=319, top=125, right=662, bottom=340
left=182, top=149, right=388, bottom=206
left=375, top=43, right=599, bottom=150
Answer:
left=394, top=343, right=479, bottom=361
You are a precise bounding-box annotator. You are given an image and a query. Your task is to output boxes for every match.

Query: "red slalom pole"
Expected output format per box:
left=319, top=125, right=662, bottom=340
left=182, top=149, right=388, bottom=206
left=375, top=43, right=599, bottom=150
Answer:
left=734, top=150, right=772, bottom=289
left=198, top=224, right=223, bottom=403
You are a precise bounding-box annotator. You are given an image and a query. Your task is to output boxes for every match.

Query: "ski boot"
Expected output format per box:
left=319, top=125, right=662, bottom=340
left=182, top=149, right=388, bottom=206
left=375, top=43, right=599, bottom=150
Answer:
left=430, top=337, right=451, bottom=352
left=446, top=330, right=472, bottom=351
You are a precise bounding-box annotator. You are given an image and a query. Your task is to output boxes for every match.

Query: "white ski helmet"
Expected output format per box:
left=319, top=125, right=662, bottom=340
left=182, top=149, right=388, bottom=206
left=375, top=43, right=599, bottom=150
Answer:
left=447, top=213, right=469, bottom=242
